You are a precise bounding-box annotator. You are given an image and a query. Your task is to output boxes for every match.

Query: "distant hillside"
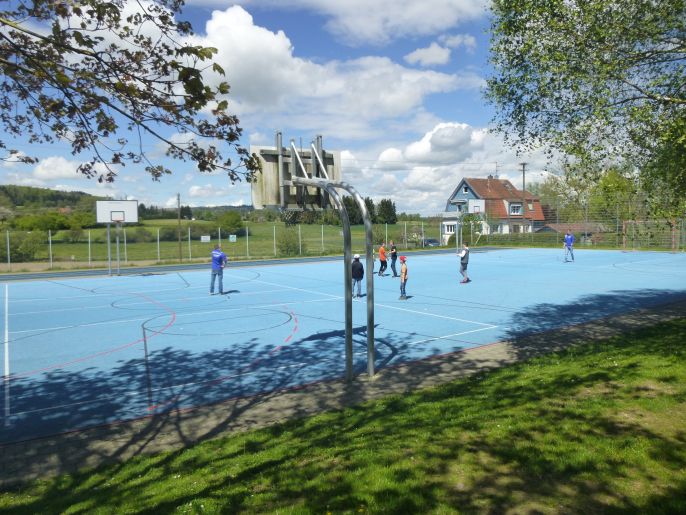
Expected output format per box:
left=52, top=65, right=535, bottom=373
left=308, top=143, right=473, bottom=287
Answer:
left=0, top=185, right=106, bottom=212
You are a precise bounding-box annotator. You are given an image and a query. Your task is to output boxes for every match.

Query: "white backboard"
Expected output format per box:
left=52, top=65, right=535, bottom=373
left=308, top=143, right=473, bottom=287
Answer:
left=96, top=200, right=139, bottom=224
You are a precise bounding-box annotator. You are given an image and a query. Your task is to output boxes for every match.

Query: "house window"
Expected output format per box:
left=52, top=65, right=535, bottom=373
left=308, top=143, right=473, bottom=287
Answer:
left=510, top=204, right=522, bottom=215
left=463, top=186, right=469, bottom=194
left=445, top=224, right=455, bottom=234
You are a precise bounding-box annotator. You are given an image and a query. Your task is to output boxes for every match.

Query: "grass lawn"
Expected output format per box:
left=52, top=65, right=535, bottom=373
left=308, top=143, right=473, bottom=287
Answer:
left=1, top=319, right=685, bottom=514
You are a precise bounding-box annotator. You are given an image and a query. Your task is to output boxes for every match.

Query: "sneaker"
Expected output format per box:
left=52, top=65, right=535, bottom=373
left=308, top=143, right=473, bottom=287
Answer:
left=466, top=279, right=472, bottom=283
left=460, top=279, right=467, bottom=283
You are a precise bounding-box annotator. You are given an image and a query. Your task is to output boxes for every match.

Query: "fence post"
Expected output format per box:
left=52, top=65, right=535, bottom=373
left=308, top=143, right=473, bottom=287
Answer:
left=88, top=230, right=92, bottom=267
left=321, top=224, right=324, bottom=253
left=273, top=225, right=277, bottom=256
left=218, top=227, right=221, bottom=243
left=48, top=230, right=53, bottom=269
left=188, top=226, right=192, bottom=260
left=421, top=222, right=424, bottom=247
left=404, top=222, right=407, bottom=249
left=246, top=222, right=250, bottom=258
left=157, top=228, right=160, bottom=262
left=298, top=224, right=302, bottom=255
left=385, top=223, right=388, bottom=244
left=124, top=228, right=128, bottom=263
left=6, top=230, right=10, bottom=271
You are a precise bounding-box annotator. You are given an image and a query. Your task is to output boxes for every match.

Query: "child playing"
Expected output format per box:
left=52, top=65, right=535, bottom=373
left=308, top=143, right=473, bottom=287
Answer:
left=399, top=255, right=408, bottom=300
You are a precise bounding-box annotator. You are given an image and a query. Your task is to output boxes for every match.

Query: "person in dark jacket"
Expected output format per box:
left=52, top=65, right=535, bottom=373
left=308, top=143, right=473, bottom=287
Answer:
left=389, top=240, right=399, bottom=277
left=351, top=254, right=364, bottom=298
left=458, top=242, right=471, bottom=283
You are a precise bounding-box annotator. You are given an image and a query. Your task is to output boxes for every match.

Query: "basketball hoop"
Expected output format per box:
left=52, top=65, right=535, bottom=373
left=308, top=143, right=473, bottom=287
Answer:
left=280, top=208, right=302, bottom=227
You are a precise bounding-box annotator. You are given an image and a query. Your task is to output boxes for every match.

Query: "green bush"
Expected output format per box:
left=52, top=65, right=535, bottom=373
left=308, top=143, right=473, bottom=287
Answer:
left=277, top=228, right=305, bottom=256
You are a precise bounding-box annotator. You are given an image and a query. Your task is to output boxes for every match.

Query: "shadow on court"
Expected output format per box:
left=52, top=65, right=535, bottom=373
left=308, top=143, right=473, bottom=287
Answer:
left=1, top=288, right=685, bottom=488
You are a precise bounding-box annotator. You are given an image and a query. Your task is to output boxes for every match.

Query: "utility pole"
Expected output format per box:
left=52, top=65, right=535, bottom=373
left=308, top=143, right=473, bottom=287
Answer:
left=519, top=162, right=528, bottom=234
left=177, top=193, right=182, bottom=262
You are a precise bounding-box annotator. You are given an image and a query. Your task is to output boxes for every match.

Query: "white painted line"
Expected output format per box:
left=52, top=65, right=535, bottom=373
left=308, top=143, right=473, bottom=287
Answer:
left=4, top=284, right=10, bottom=426
left=375, top=302, right=496, bottom=327
left=405, top=325, right=498, bottom=346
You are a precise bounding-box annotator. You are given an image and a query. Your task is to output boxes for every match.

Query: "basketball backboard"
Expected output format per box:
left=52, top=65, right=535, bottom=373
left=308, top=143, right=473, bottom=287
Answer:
left=251, top=134, right=341, bottom=210
left=96, top=200, right=139, bottom=224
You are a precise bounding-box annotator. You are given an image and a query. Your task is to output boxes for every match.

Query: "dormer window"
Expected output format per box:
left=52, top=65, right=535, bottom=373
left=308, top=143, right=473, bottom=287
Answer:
left=510, top=204, right=522, bottom=215
left=463, top=186, right=469, bottom=194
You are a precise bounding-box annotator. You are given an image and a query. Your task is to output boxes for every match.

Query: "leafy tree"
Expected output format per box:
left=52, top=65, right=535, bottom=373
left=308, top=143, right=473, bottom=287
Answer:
left=486, top=0, right=685, bottom=179
left=376, top=198, right=397, bottom=224
left=342, top=196, right=362, bottom=225
left=216, top=210, right=243, bottom=234
left=641, top=114, right=686, bottom=218
left=364, top=197, right=376, bottom=223
left=180, top=205, right=193, bottom=220
left=0, top=1, right=260, bottom=182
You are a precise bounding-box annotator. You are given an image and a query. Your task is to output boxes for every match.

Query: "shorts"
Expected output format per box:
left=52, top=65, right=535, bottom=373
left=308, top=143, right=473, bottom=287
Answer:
left=460, top=263, right=468, bottom=273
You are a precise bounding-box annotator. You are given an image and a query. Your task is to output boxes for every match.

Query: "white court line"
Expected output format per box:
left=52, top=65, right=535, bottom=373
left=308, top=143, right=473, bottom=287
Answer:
left=4, top=284, right=10, bottom=426
left=226, top=273, right=341, bottom=300
left=404, top=325, right=498, bottom=346
left=10, top=296, right=341, bottom=335
left=11, top=287, right=295, bottom=316
left=375, top=301, right=496, bottom=327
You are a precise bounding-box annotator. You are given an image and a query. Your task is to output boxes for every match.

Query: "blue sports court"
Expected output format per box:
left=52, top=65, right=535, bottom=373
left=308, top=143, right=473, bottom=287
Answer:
left=2, top=248, right=685, bottom=444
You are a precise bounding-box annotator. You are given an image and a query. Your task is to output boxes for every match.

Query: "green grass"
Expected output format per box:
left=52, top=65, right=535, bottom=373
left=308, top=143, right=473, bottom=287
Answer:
left=2, top=319, right=685, bottom=513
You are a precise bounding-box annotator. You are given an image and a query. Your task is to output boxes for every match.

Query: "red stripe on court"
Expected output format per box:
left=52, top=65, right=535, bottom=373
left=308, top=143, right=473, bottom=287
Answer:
left=14, top=293, right=177, bottom=379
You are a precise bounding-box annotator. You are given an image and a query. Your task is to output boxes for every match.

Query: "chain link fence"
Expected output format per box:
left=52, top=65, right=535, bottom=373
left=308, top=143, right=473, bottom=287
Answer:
left=0, top=221, right=445, bottom=272
left=0, top=210, right=683, bottom=273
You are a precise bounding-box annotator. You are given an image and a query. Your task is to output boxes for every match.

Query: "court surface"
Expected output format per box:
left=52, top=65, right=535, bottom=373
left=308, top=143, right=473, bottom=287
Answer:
left=2, top=248, right=685, bottom=444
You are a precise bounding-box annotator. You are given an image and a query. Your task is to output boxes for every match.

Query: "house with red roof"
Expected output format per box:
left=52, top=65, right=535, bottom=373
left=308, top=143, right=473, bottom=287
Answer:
left=441, top=176, right=546, bottom=243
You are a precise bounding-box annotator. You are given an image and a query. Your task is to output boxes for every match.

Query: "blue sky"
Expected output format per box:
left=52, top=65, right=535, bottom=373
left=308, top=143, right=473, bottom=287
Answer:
left=0, top=1, right=552, bottom=215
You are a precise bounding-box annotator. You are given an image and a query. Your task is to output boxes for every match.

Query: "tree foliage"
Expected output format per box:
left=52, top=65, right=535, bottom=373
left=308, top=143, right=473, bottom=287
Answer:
left=486, top=0, right=685, bottom=179
left=376, top=198, right=397, bottom=224
left=0, top=1, right=260, bottom=182
left=215, top=210, right=243, bottom=234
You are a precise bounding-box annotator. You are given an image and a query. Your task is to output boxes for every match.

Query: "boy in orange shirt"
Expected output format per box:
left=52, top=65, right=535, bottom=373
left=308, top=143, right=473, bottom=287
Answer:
left=378, top=242, right=387, bottom=276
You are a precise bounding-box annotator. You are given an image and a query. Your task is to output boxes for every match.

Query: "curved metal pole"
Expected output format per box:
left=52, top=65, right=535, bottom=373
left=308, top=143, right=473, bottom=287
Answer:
left=309, top=147, right=376, bottom=378
left=324, top=185, right=353, bottom=382
left=323, top=180, right=375, bottom=377
left=290, top=177, right=354, bottom=382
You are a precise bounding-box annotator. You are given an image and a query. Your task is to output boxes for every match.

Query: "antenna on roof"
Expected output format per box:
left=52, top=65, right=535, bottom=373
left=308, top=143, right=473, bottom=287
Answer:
left=494, top=162, right=499, bottom=179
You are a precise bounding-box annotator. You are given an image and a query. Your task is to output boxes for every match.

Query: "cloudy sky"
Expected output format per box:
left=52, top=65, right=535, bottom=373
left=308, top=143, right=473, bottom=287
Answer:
left=1, top=0, right=553, bottom=215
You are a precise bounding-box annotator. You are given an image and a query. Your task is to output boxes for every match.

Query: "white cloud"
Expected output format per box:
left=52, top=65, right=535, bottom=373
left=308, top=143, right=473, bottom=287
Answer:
left=191, top=6, right=476, bottom=142
left=439, top=33, right=477, bottom=52
left=195, top=0, right=489, bottom=46
left=33, top=156, right=81, bottom=180
left=189, top=184, right=230, bottom=198
left=404, top=43, right=451, bottom=67
left=404, top=123, right=485, bottom=164
left=338, top=122, right=555, bottom=215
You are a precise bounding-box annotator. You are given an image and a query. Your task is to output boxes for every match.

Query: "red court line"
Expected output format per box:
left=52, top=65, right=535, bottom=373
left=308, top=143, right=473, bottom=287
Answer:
left=13, top=293, right=177, bottom=379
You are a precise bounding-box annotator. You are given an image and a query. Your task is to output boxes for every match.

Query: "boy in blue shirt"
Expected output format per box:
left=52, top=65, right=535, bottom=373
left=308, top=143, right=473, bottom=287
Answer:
left=564, top=230, right=575, bottom=262
left=210, top=244, right=228, bottom=294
